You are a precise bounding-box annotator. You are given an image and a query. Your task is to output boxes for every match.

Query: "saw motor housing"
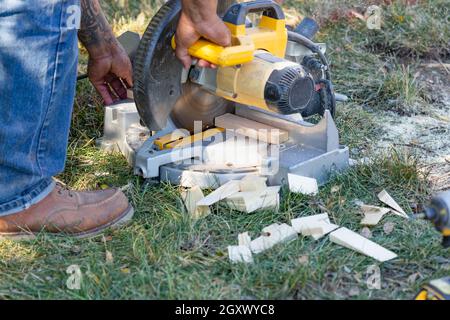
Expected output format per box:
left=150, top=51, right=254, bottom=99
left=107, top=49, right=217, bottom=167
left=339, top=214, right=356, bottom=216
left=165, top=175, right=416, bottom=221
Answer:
left=177, top=1, right=318, bottom=116
left=190, top=51, right=316, bottom=116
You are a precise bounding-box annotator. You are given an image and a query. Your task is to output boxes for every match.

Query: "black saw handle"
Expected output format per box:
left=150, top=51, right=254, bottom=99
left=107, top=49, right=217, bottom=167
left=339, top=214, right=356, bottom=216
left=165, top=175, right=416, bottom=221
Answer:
left=223, top=0, right=285, bottom=25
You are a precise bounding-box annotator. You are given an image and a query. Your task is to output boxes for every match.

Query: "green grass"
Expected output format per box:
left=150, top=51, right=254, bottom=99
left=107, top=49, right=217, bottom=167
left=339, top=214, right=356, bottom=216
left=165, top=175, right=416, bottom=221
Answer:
left=0, top=0, right=449, bottom=300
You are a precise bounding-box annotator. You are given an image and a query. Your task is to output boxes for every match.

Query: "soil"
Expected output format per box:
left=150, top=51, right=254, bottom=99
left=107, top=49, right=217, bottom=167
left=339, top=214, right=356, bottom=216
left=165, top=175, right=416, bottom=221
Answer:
left=374, top=61, right=450, bottom=191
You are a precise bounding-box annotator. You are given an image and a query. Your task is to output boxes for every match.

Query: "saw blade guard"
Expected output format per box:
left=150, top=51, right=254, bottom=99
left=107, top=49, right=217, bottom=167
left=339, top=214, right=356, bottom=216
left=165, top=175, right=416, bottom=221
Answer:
left=133, top=0, right=236, bottom=132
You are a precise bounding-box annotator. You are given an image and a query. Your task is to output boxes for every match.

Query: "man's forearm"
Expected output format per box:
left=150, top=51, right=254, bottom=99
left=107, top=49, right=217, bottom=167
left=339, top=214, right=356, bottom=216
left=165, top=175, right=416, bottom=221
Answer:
left=78, top=0, right=116, bottom=56
left=181, top=0, right=218, bottom=24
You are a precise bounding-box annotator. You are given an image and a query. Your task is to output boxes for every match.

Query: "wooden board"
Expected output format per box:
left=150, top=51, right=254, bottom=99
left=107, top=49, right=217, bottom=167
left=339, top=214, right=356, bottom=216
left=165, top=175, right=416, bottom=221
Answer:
left=377, top=190, right=408, bottom=219
left=197, top=180, right=240, bottom=206
left=215, top=113, right=289, bottom=144
left=287, top=174, right=319, bottom=195
left=181, top=186, right=211, bottom=219
left=329, top=227, right=397, bottom=262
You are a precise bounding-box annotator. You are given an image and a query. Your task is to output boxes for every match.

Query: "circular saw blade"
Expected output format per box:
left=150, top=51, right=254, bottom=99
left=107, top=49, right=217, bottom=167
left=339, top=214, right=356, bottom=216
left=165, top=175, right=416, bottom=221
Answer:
left=133, top=0, right=236, bottom=133
left=171, top=82, right=234, bottom=131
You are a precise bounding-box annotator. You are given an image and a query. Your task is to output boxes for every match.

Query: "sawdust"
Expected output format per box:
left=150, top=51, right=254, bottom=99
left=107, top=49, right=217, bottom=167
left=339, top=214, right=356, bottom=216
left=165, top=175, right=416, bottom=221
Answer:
left=373, top=62, right=450, bottom=191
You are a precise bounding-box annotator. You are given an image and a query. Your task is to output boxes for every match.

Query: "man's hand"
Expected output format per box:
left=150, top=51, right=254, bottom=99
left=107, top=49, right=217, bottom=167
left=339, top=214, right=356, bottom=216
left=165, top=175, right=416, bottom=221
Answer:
left=175, top=0, right=231, bottom=69
left=86, top=44, right=132, bottom=105
left=78, top=0, right=133, bottom=105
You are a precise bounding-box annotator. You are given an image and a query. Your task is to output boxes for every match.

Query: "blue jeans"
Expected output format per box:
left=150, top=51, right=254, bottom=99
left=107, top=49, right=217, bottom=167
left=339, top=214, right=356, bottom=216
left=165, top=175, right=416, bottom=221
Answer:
left=0, top=0, right=79, bottom=216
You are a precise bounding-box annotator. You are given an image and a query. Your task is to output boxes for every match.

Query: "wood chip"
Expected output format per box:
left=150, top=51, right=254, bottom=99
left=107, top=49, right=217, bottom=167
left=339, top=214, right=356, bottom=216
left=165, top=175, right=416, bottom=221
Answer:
left=383, top=222, right=395, bottom=235
left=197, top=180, right=240, bottom=206
left=239, top=175, right=267, bottom=192
left=301, top=221, right=339, bottom=240
left=181, top=186, right=211, bottom=219
left=360, top=227, right=372, bottom=239
left=287, top=174, right=319, bottom=195
left=377, top=190, right=408, bottom=219
left=329, top=227, right=397, bottom=262
left=105, top=250, right=114, bottom=264
left=228, top=245, right=253, bottom=264
left=249, top=223, right=297, bottom=254
left=226, top=186, right=280, bottom=213
left=360, top=205, right=390, bottom=226
left=238, top=232, right=251, bottom=247
left=291, top=213, right=330, bottom=233
left=298, top=255, right=309, bottom=265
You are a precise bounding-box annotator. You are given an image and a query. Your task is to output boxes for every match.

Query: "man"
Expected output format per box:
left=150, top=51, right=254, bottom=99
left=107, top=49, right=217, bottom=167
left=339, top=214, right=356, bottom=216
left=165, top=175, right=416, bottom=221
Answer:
left=0, top=0, right=231, bottom=239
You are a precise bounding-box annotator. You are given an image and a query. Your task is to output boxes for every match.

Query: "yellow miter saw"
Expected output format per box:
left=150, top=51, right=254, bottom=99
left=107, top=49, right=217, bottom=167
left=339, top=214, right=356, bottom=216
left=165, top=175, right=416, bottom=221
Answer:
left=99, top=0, right=349, bottom=188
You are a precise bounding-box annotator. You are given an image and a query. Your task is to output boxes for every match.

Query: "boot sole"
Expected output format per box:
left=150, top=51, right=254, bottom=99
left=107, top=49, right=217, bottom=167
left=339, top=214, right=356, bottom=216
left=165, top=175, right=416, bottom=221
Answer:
left=0, top=205, right=135, bottom=241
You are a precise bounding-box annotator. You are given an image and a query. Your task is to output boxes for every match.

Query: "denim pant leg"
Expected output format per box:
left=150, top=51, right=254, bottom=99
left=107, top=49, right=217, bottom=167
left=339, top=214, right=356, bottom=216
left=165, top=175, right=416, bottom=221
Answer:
left=0, top=0, right=79, bottom=216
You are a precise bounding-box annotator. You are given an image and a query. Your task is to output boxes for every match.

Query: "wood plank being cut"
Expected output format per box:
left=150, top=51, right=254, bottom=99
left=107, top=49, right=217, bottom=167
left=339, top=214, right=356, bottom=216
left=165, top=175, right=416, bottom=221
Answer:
left=329, top=227, right=397, bottom=262
left=181, top=186, right=211, bottom=219
left=377, top=190, right=409, bottom=219
left=215, top=113, right=289, bottom=144
left=360, top=205, right=390, bottom=226
left=197, top=180, right=240, bottom=206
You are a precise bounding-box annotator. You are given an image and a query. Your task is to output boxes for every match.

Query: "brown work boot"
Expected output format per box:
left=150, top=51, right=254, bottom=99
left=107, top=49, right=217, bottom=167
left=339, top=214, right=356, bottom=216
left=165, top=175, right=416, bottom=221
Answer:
left=0, top=184, right=134, bottom=240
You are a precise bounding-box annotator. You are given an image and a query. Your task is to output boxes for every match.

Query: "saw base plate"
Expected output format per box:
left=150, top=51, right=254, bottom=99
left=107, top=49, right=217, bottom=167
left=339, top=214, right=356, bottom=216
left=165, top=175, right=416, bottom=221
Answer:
left=98, top=100, right=349, bottom=189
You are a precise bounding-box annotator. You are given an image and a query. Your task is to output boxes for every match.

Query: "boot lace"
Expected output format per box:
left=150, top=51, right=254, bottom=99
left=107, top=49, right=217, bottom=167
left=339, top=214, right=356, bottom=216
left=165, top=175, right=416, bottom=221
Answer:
left=56, top=183, right=75, bottom=198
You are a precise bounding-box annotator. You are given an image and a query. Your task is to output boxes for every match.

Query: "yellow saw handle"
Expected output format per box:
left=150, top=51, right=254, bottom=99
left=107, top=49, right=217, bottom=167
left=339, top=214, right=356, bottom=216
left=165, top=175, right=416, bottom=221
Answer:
left=171, top=0, right=288, bottom=67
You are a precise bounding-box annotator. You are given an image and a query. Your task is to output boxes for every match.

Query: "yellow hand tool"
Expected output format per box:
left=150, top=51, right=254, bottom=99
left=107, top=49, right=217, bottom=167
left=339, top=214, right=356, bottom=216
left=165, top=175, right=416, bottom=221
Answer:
left=414, top=190, right=450, bottom=300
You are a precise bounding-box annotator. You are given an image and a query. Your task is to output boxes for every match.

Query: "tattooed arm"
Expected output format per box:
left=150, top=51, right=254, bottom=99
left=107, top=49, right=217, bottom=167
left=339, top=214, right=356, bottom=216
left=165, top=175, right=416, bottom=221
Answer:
left=78, top=0, right=132, bottom=105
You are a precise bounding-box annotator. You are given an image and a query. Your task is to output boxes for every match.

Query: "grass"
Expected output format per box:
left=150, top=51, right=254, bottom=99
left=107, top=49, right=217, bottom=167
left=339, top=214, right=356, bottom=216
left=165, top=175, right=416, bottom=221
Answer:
left=0, top=0, right=449, bottom=300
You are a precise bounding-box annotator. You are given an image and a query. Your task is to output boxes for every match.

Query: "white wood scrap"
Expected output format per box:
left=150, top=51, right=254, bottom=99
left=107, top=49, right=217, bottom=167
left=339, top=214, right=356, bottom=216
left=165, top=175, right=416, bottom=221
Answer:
left=360, top=205, right=390, bottom=226
left=228, top=245, right=253, bottom=264
left=301, top=221, right=339, bottom=240
left=269, top=223, right=298, bottom=243
left=197, top=180, right=240, bottom=206
left=181, top=186, right=211, bottom=219
left=262, top=223, right=281, bottom=234
left=226, top=186, right=280, bottom=213
left=290, top=213, right=330, bottom=233
left=249, top=223, right=297, bottom=254
left=249, top=236, right=272, bottom=254
left=329, top=227, right=397, bottom=262
left=377, top=189, right=409, bottom=219
left=238, top=232, right=251, bottom=247
left=239, top=175, right=267, bottom=192
left=287, top=173, right=319, bottom=195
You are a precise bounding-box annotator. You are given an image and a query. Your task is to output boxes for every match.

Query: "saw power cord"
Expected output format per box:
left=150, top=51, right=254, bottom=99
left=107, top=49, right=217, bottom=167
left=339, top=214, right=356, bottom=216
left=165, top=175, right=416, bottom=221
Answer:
left=287, top=30, right=336, bottom=116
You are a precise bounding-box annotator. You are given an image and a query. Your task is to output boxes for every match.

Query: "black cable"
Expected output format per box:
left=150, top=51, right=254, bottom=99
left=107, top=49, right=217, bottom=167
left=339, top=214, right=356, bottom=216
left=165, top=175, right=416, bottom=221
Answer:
left=77, top=74, right=88, bottom=81
left=287, top=30, right=336, bottom=116
left=287, top=31, right=331, bottom=81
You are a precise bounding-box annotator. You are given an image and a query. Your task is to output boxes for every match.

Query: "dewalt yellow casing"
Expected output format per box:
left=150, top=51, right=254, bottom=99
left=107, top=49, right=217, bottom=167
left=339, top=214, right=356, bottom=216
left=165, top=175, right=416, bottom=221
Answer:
left=171, top=1, right=288, bottom=67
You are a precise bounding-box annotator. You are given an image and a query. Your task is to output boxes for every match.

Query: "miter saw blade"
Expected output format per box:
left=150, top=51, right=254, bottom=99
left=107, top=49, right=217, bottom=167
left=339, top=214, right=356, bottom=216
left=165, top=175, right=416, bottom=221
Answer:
left=133, top=0, right=236, bottom=133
